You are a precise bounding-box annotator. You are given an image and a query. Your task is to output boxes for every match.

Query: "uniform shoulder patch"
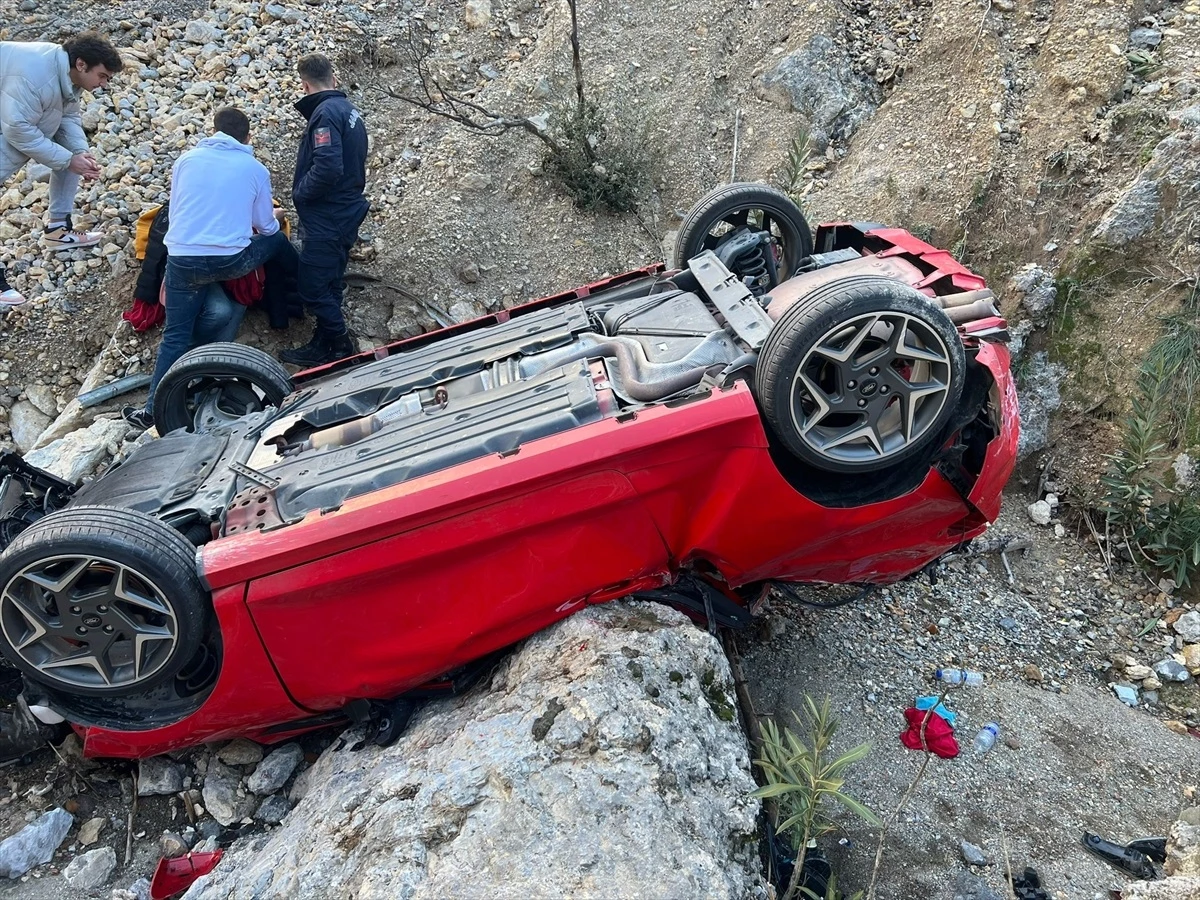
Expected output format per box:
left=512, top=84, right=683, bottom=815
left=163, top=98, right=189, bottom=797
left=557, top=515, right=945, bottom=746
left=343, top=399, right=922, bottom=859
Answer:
left=313, top=127, right=332, bottom=147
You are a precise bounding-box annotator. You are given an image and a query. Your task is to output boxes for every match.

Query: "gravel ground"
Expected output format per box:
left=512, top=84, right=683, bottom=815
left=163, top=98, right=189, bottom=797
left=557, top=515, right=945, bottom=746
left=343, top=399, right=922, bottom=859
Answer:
left=742, top=488, right=1200, bottom=899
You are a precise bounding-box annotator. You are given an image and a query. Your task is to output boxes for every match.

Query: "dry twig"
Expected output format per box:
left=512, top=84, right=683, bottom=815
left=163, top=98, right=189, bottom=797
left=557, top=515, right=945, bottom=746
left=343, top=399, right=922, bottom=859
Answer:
left=124, top=772, right=138, bottom=866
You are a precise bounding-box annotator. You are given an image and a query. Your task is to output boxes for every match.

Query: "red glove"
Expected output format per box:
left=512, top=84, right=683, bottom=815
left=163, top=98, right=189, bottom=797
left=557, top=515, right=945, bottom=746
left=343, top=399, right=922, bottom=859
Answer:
left=899, top=706, right=960, bottom=758
left=122, top=298, right=165, bottom=331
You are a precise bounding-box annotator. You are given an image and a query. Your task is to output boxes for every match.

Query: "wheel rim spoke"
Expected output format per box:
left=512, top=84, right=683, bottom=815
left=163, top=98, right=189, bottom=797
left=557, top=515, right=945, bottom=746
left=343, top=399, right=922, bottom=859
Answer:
left=794, top=372, right=833, bottom=436
left=812, top=315, right=882, bottom=364
left=134, top=629, right=176, bottom=679
left=791, top=311, right=954, bottom=465
left=4, top=593, right=49, bottom=650
left=39, top=647, right=114, bottom=686
left=1, top=555, right=179, bottom=691
left=20, top=557, right=91, bottom=594
left=115, top=567, right=171, bottom=616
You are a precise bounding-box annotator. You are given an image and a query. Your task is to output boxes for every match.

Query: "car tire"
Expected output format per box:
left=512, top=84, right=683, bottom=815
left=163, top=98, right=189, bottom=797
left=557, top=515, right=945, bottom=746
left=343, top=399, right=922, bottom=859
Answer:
left=154, top=342, right=294, bottom=434
left=0, top=506, right=210, bottom=699
left=672, top=183, right=814, bottom=285
left=756, top=277, right=965, bottom=474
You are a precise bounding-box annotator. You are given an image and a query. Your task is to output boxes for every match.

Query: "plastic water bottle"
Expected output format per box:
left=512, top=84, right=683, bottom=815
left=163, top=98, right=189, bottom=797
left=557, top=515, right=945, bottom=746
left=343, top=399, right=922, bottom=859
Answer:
left=972, top=723, right=1000, bottom=756
left=934, top=668, right=984, bottom=686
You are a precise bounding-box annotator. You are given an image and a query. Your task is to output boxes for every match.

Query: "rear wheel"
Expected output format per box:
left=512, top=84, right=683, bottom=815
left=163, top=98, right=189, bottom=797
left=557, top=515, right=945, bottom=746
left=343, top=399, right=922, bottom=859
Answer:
left=756, top=277, right=965, bottom=473
left=673, top=183, right=813, bottom=289
left=154, top=343, right=293, bottom=434
left=0, top=506, right=210, bottom=699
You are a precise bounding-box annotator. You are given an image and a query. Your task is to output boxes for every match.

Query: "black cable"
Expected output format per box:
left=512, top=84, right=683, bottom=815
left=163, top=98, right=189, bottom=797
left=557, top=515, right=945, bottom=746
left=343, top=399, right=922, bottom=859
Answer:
left=771, top=581, right=878, bottom=609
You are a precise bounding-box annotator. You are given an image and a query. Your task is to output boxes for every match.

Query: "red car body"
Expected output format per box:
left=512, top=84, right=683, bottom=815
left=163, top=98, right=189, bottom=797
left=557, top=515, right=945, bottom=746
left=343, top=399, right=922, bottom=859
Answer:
left=60, top=224, right=1019, bottom=759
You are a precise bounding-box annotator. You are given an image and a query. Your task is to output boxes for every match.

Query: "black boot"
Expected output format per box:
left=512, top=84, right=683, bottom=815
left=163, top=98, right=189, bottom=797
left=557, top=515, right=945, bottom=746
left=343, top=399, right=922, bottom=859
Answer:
left=325, top=331, right=357, bottom=363
left=279, top=326, right=331, bottom=367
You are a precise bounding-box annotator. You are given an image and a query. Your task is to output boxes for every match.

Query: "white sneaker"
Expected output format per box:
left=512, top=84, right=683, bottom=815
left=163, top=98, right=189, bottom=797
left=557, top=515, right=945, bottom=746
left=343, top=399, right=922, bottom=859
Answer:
left=0, top=288, right=27, bottom=307
left=41, top=222, right=101, bottom=250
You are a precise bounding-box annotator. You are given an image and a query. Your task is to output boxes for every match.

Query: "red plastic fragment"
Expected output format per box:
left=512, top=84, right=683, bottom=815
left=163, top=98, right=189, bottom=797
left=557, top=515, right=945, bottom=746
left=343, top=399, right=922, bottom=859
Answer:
left=150, top=850, right=225, bottom=899
left=899, top=706, right=960, bottom=759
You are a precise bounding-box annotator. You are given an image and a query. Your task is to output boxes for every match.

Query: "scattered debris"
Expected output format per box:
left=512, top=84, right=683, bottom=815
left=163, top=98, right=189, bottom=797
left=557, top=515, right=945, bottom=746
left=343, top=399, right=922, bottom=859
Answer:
left=149, top=850, right=224, bottom=900
left=900, top=706, right=960, bottom=758
left=1081, top=832, right=1164, bottom=879
left=1012, top=867, right=1051, bottom=900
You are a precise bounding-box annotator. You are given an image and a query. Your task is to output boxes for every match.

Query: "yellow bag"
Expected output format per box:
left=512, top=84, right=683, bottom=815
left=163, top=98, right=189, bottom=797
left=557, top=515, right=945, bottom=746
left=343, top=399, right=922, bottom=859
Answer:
left=134, top=205, right=162, bottom=261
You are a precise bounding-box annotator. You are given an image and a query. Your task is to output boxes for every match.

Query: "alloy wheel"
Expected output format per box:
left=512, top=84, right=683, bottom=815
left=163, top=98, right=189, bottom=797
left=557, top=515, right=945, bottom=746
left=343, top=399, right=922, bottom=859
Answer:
left=788, top=311, right=955, bottom=467
left=0, top=554, right=179, bottom=691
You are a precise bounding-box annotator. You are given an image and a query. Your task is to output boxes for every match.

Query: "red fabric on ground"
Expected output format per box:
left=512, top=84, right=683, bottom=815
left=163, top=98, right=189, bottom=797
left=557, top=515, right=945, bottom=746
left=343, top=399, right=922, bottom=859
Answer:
left=223, top=266, right=266, bottom=306
left=900, top=706, right=960, bottom=758
left=122, top=297, right=165, bottom=331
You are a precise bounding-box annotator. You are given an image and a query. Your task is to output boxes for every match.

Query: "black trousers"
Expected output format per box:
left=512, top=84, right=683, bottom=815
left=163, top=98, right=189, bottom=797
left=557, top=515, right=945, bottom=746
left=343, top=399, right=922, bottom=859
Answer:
left=299, top=231, right=358, bottom=337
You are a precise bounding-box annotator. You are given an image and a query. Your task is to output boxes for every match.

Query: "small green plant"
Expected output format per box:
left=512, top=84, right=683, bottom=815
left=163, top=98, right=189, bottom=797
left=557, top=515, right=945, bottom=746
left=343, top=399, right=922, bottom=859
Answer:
left=1101, top=344, right=1200, bottom=587
left=782, top=127, right=812, bottom=207
left=1127, top=48, right=1162, bottom=79
left=753, top=696, right=879, bottom=900
left=542, top=99, right=650, bottom=213
left=1144, top=284, right=1200, bottom=444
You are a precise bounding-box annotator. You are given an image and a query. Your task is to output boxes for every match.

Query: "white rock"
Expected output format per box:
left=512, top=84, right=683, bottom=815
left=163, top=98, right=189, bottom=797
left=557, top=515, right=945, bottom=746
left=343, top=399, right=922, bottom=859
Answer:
left=8, top=400, right=52, bottom=454
left=63, top=846, right=117, bottom=890
left=184, top=21, right=222, bottom=45
left=1027, top=499, right=1053, bottom=526
left=24, top=417, right=132, bottom=483
left=464, top=0, right=493, bottom=29
left=1175, top=610, right=1200, bottom=644
left=181, top=603, right=764, bottom=899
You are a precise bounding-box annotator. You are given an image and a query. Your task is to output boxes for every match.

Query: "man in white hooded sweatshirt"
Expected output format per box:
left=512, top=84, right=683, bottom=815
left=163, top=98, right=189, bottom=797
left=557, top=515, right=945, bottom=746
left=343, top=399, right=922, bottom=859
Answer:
left=123, top=107, right=298, bottom=430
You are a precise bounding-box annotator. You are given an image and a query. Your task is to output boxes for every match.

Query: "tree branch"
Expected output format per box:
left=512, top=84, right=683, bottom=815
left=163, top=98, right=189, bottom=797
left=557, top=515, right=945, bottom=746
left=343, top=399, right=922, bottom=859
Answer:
left=372, top=23, right=563, bottom=154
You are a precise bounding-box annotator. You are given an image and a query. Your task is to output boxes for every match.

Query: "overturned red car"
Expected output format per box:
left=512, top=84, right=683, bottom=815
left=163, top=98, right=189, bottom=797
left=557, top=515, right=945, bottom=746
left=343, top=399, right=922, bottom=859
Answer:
left=0, top=184, right=1017, bottom=758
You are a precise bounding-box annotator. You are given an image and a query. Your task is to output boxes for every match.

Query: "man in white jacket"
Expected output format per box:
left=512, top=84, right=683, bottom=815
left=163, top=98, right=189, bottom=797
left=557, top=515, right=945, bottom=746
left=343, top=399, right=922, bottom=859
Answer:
left=0, top=32, right=123, bottom=307
left=122, top=107, right=298, bottom=431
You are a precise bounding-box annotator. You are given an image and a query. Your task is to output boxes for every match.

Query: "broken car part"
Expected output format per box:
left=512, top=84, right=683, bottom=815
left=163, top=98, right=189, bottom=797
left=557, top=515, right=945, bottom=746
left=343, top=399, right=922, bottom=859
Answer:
left=1081, top=831, right=1163, bottom=879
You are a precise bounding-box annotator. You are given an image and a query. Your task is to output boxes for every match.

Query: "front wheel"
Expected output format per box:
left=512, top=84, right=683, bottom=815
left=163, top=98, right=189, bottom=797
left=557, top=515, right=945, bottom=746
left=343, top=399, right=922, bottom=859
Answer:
left=0, top=506, right=211, bottom=699
left=755, top=277, right=965, bottom=474
left=154, top=343, right=294, bottom=434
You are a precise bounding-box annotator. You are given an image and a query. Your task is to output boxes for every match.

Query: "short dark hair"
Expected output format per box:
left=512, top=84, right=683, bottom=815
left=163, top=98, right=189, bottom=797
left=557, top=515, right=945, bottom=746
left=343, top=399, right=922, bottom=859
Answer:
left=63, top=32, right=124, bottom=73
left=297, top=53, right=335, bottom=87
left=213, top=107, right=250, bottom=143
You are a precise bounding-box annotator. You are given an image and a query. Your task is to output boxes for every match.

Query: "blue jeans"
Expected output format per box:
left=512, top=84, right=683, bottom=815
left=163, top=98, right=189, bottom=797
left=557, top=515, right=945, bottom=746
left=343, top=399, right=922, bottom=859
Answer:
left=195, top=284, right=246, bottom=344
left=144, top=231, right=298, bottom=410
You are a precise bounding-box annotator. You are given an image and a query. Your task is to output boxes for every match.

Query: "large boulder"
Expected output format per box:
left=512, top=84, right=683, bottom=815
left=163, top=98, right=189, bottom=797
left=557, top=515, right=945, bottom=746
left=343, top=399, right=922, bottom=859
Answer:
left=759, top=35, right=879, bottom=149
left=23, top=416, right=130, bottom=483
left=1093, top=104, right=1200, bottom=247
left=8, top=401, right=52, bottom=454
left=184, top=602, right=765, bottom=900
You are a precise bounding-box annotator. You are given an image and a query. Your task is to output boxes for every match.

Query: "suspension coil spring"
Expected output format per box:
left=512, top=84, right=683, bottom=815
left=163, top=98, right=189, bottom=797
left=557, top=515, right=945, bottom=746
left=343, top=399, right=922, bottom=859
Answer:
left=731, top=243, right=768, bottom=283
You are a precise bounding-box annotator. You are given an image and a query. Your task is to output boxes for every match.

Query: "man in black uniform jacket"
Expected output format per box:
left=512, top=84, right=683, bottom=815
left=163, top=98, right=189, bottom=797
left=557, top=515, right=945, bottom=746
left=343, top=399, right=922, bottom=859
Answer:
left=280, top=53, right=369, bottom=367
